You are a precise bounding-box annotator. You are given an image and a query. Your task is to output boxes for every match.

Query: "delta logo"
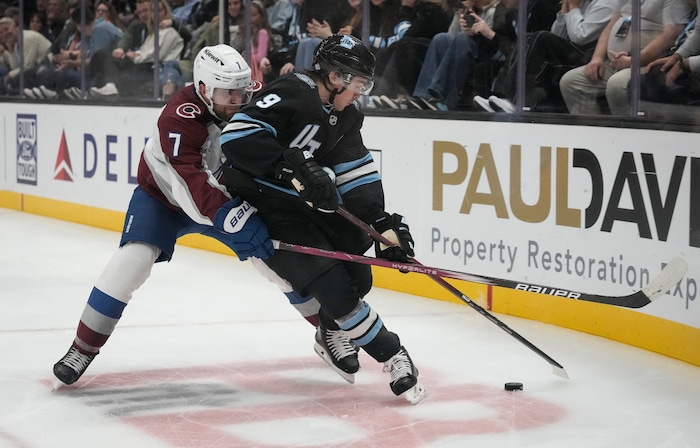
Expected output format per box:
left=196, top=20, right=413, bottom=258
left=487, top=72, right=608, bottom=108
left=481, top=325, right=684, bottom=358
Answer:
left=54, top=130, right=74, bottom=181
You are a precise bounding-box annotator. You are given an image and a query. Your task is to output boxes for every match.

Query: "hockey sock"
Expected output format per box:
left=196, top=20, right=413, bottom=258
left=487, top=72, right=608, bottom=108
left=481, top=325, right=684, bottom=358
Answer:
left=336, top=300, right=400, bottom=362
left=284, top=291, right=321, bottom=327
left=73, top=242, right=158, bottom=354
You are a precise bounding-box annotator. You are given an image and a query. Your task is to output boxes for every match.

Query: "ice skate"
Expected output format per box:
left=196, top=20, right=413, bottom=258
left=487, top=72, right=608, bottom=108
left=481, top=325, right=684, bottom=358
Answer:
left=314, top=326, right=360, bottom=384
left=383, top=346, right=425, bottom=404
left=53, top=346, right=95, bottom=389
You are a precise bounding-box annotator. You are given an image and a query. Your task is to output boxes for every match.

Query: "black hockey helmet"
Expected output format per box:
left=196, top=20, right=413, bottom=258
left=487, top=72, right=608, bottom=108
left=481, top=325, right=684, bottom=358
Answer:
left=312, top=34, right=375, bottom=94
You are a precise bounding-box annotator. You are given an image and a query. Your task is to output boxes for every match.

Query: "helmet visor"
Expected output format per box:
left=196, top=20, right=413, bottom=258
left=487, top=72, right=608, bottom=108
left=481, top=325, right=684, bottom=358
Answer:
left=211, top=86, right=254, bottom=107
left=341, top=73, right=374, bottom=95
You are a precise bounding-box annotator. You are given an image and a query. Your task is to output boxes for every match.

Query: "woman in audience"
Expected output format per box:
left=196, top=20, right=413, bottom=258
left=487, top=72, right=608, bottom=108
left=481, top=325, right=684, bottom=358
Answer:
left=89, top=0, right=183, bottom=99
left=248, top=1, right=274, bottom=85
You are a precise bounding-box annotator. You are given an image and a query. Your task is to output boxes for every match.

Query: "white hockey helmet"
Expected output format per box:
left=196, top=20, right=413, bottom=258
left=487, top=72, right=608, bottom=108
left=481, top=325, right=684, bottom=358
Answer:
left=193, top=44, right=254, bottom=117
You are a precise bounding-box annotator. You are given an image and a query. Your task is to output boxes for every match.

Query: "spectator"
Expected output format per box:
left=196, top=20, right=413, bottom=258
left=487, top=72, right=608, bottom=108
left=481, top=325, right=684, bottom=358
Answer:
left=285, top=0, right=355, bottom=73
left=110, top=0, right=136, bottom=27
left=640, top=5, right=699, bottom=106
left=22, top=0, right=47, bottom=30
left=249, top=0, right=273, bottom=85
left=0, top=16, right=51, bottom=95
left=105, top=0, right=191, bottom=88
left=349, top=0, right=434, bottom=107
left=89, top=0, right=183, bottom=99
left=257, top=0, right=294, bottom=78
left=191, top=0, right=221, bottom=30
left=112, top=0, right=152, bottom=59
left=559, top=0, right=693, bottom=115
left=44, top=0, right=67, bottom=43
left=368, top=0, right=452, bottom=105
left=404, top=0, right=519, bottom=110
left=96, top=1, right=126, bottom=31
left=28, top=11, right=48, bottom=36
left=273, top=0, right=353, bottom=75
left=3, top=7, right=20, bottom=27
left=195, top=0, right=245, bottom=53
left=170, top=0, right=199, bottom=29
left=259, top=0, right=304, bottom=83
left=267, top=0, right=294, bottom=34
left=24, top=3, right=123, bottom=99
left=75, top=4, right=124, bottom=57
left=476, top=0, right=616, bottom=113
left=24, top=18, right=82, bottom=99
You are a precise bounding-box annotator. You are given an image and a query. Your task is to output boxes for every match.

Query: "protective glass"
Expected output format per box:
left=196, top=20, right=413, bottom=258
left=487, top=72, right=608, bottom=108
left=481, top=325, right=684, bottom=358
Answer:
left=211, top=86, right=254, bottom=107
left=341, top=73, right=374, bottom=95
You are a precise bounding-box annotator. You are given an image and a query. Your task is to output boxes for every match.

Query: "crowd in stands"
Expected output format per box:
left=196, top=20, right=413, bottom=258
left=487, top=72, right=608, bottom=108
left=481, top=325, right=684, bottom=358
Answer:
left=0, top=0, right=697, bottom=116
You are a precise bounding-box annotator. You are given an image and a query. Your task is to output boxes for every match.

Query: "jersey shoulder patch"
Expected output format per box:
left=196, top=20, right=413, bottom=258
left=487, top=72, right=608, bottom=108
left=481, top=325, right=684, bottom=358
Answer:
left=174, top=102, right=204, bottom=119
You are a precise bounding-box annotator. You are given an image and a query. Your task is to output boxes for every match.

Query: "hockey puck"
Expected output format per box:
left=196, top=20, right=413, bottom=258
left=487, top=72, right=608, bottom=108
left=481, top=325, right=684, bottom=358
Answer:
left=504, top=382, right=523, bottom=391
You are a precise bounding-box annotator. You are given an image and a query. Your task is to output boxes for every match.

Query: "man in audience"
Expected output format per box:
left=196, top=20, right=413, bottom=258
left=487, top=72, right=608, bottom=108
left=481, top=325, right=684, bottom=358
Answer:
left=475, top=0, right=615, bottom=113
left=0, top=16, right=51, bottom=95
left=559, top=0, right=693, bottom=115
left=27, top=4, right=124, bottom=100
left=639, top=5, right=698, bottom=107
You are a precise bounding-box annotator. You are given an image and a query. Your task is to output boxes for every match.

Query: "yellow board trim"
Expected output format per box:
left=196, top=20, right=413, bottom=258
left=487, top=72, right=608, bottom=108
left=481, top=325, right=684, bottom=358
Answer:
left=2, top=190, right=698, bottom=367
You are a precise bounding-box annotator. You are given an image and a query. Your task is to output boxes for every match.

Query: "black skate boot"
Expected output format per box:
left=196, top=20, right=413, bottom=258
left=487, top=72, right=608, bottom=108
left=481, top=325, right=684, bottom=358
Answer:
left=53, top=346, right=96, bottom=389
left=314, top=326, right=360, bottom=384
left=383, top=346, right=425, bottom=404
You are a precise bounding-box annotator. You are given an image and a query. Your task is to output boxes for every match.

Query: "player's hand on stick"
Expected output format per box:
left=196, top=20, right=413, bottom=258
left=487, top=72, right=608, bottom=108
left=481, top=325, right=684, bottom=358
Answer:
left=370, top=212, right=415, bottom=262
left=214, top=197, right=274, bottom=261
left=281, top=148, right=339, bottom=213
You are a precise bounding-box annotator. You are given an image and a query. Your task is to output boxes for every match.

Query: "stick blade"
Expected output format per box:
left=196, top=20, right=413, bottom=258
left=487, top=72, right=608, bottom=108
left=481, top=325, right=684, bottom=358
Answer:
left=642, top=257, right=688, bottom=301
left=552, top=365, right=569, bottom=379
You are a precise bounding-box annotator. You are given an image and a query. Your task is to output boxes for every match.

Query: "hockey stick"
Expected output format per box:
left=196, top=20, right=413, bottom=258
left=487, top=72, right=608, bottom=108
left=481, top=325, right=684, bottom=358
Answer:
left=334, top=207, right=570, bottom=379
left=272, top=241, right=688, bottom=309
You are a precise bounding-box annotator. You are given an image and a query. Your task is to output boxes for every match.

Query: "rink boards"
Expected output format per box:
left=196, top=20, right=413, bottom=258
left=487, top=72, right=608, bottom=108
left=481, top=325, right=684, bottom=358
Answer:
left=1, top=102, right=698, bottom=367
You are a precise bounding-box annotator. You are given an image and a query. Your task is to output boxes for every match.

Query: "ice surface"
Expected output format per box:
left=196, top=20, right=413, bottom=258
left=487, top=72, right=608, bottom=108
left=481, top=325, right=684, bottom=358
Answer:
left=1, top=209, right=698, bottom=448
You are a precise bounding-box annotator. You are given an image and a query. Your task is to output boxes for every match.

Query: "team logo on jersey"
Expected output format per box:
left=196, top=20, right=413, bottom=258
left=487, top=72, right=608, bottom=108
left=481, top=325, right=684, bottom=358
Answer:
left=176, top=102, right=202, bottom=119
left=54, top=129, right=74, bottom=181
left=17, top=114, right=38, bottom=185
left=329, top=114, right=338, bottom=126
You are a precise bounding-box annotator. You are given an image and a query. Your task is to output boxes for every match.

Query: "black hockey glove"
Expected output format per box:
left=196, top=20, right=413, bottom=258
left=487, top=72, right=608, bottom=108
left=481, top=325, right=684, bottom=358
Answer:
left=281, top=148, right=338, bottom=213
left=370, top=212, right=415, bottom=262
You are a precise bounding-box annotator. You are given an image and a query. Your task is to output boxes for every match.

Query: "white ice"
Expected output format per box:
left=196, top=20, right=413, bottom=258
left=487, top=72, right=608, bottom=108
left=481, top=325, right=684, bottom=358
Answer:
left=0, top=209, right=698, bottom=448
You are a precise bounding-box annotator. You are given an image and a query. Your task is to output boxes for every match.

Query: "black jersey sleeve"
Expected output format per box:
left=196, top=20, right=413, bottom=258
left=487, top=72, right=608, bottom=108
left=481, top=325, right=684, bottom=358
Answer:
left=220, top=74, right=323, bottom=179
left=320, top=106, right=386, bottom=223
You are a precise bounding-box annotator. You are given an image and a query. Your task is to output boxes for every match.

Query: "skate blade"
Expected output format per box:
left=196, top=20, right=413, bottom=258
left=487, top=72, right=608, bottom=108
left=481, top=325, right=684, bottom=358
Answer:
left=401, top=379, right=426, bottom=405
left=314, top=343, right=356, bottom=384
left=51, top=378, right=67, bottom=392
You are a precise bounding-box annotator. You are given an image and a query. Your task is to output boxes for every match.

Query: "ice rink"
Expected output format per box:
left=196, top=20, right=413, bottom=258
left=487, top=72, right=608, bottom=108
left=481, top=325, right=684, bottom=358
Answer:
left=1, top=208, right=698, bottom=448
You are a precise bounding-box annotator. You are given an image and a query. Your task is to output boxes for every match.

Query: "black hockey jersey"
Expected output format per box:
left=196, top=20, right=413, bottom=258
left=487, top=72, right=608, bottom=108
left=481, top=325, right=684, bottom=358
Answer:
left=220, top=73, right=385, bottom=222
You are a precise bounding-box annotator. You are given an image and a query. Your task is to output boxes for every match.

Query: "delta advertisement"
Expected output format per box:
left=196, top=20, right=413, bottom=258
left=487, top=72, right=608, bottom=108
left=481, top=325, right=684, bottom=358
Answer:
left=1, top=105, right=698, bottom=333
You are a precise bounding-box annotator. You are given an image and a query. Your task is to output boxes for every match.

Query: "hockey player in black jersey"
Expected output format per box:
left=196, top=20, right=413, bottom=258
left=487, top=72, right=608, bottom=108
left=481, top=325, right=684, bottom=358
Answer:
left=220, top=34, right=425, bottom=404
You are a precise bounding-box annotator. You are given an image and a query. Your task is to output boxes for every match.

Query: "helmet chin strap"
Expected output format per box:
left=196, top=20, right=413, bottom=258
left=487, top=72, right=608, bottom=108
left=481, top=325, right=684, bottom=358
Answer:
left=323, top=77, right=346, bottom=107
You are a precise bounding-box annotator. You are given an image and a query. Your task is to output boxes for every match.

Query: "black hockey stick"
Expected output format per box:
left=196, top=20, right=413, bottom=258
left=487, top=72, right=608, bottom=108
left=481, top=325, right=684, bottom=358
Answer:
left=335, top=207, right=570, bottom=379
left=272, top=241, right=688, bottom=309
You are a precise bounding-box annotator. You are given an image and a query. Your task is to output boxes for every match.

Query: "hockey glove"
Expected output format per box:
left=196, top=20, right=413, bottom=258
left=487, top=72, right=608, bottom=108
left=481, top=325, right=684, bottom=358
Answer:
left=213, top=197, right=274, bottom=261
left=370, top=212, right=415, bottom=262
left=281, top=148, right=339, bottom=213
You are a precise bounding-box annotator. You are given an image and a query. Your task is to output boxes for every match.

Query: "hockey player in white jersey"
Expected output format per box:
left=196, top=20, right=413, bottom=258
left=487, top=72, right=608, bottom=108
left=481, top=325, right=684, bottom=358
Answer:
left=51, top=44, right=337, bottom=388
